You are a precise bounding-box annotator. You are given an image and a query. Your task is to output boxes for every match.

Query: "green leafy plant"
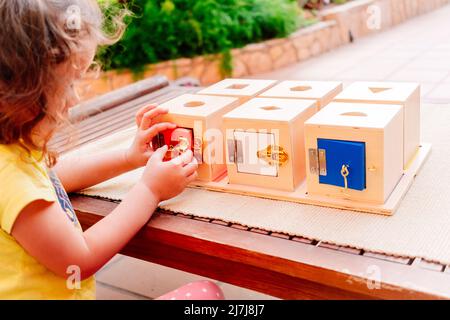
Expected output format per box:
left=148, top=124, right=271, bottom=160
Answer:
left=98, top=0, right=305, bottom=73
left=301, top=0, right=348, bottom=10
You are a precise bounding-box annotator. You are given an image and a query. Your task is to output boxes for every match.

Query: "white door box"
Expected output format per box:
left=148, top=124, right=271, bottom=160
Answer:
left=305, top=102, right=404, bottom=204
left=260, top=80, right=343, bottom=109
left=333, top=81, right=420, bottom=168
left=223, top=98, right=317, bottom=191
left=233, top=131, right=278, bottom=177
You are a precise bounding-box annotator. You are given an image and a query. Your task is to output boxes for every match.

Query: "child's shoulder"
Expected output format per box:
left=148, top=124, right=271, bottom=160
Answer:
left=0, top=144, right=52, bottom=189
left=0, top=144, right=22, bottom=172
left=0, top=144, right=18, bottom=160
left=0, top=144, right=56, bottom=234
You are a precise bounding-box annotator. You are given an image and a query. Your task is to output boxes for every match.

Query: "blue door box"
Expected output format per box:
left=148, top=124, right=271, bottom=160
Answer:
left=317, top=138, right=366, bottom=191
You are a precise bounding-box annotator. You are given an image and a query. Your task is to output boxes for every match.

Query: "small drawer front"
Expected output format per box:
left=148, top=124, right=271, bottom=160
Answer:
left=317, top=138, right=366, bottom=191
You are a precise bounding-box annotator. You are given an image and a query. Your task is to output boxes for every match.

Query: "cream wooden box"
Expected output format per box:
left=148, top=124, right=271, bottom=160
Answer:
left=156, top=93, right=241, bottom=181
left=333, top=82, right=420, bottom=168
left=197, top=78, right=277, bottom=103
left=222, top=98, right=317, bottom=191
left=304, top=102, right=404, bottom=204
left=259, top=80, right=343, bottom=109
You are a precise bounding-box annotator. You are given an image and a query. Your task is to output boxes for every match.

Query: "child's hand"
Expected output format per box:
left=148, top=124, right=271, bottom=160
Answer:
left=125, top=104, right=176, bottom=169
left=140, top=145, right=198, bottom=202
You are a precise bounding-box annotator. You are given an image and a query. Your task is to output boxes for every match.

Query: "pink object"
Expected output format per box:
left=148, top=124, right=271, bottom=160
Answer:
left=156, top=280, right=225, bottom=300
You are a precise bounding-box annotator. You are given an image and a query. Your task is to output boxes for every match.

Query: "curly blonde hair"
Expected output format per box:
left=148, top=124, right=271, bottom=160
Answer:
left=0, top=0, right=128, bottom=167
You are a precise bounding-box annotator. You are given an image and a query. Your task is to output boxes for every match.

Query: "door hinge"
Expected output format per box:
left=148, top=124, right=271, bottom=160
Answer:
left=227, top=139, right=244, bottom=164
left=309, top=148, right=327, bottom=176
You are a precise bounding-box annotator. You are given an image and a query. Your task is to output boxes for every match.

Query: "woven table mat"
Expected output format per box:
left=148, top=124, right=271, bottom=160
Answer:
left=67, top=103, right=450, bottom=265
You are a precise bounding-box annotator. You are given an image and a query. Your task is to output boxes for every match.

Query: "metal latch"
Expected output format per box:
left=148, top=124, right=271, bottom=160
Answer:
left=309, top=148, right=327, bottom=176
left=227, top=139, right=244, bottom=164
left=193, top=137, right=202, bottom=163
left=256, top=145, right=289, bottom=167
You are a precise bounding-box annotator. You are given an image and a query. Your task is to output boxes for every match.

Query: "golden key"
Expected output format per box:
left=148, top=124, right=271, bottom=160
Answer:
left=340, top=164, right=349, bottom=191
left=168, top=137, right=190, bottom=158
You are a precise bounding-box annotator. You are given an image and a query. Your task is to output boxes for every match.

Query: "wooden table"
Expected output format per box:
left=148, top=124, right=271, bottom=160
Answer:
left=53, top=76, right=450, bottom=300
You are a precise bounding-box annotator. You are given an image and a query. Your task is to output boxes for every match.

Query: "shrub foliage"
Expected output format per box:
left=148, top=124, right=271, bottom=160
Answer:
left=98, top=0, right=304, bottom=72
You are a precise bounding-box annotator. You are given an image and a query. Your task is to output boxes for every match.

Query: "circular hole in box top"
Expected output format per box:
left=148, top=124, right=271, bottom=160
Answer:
left=184, top=101, right=205, bottom=108
left=290, top=85, right=312, bottom=92
left=341, top=112, right=368, bottom=117
left=369, top=87, right=391, bottom=94
left=260, top=106, right=281, bottom=111
left=226, top=84, right=249, bottom=90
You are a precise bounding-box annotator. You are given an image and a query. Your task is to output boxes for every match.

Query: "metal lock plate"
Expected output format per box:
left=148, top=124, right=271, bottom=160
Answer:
left=318, top=149, right=327, bottom=176
left=308, top=148, right=319, bottom=175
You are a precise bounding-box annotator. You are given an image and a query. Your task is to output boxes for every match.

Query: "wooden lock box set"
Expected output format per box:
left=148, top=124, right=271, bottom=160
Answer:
left=152, top=79, right=431, bottom=215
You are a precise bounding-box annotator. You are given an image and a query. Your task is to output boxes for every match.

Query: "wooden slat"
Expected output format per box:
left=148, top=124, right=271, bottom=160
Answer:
left=192, top=217, right=212, bottom=223
left=411, top=258, right=445, bottom=272
left=70, top=76, right=169, bottom=122
left=230, top=224, right=250, bottom=231
left=71, top=194, right=450, bottom=300
left=67, top=86, right=188, bottom=135
left=249, top=228, right=271, bottom=235
left=50, top=86, right=198, bottom=154
left=52, top=86, right=185, bottom=145
left=210, top=219, right=230, bottom=226
left=337, top=246, right=363, bottom=255
left=364, top=251, right=412, bottom=265
left=319, top=242, right=362, bottom=255
left=292, top=236, right=313, bottom=244
left=270, top=232, right=291, bottom=240
left=318, top=242, right=341, bottom=250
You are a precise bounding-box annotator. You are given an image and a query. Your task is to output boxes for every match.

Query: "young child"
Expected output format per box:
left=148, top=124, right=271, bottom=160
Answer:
left=0, top=0, right=224, bottom=300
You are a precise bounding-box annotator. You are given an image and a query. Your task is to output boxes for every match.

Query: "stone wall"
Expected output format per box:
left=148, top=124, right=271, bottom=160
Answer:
left=77, top=0, right=450, bottom=100
left=320, top=0, right=450, bottom=44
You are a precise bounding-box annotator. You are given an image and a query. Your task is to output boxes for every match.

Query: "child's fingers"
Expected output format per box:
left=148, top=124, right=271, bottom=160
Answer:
left=148, top=145, right=168, bottom=163
left=186, top=171, right=198, bottom=184
left=135, top=104, right=157, bottom=126
left=170, top=149, right=193, bottom=166
left=144, top=122, right=176, bottom=140
left=183, top=151, right=198, bottom=167
left=182, top=160, right=198, bottom=177
left=140, top=107, right=169, bottom=130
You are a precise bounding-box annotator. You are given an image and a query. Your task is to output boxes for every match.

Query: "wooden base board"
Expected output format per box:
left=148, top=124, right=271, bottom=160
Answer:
left=190, top=143, right=432, bottom=216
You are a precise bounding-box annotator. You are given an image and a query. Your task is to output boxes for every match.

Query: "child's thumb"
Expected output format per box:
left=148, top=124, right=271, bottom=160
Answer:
left=150, top=145, right=168, bottom=162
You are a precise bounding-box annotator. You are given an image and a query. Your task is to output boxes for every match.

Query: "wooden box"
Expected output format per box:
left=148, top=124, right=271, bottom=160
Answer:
left=156, top=93, right=241, bottom=181
left=197, top=78, right=277, bottom=103
left=223, top=98, right=317, bottom=191
left=259, top=80, right=343, bottom=109
left=333, top=82, right=420, bottom=168
left=304, top=102, right=404, bottom=204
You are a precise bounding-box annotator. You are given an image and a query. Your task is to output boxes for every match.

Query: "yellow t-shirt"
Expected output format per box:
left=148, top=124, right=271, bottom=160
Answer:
left=0, top=144, right=95, bottom=300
